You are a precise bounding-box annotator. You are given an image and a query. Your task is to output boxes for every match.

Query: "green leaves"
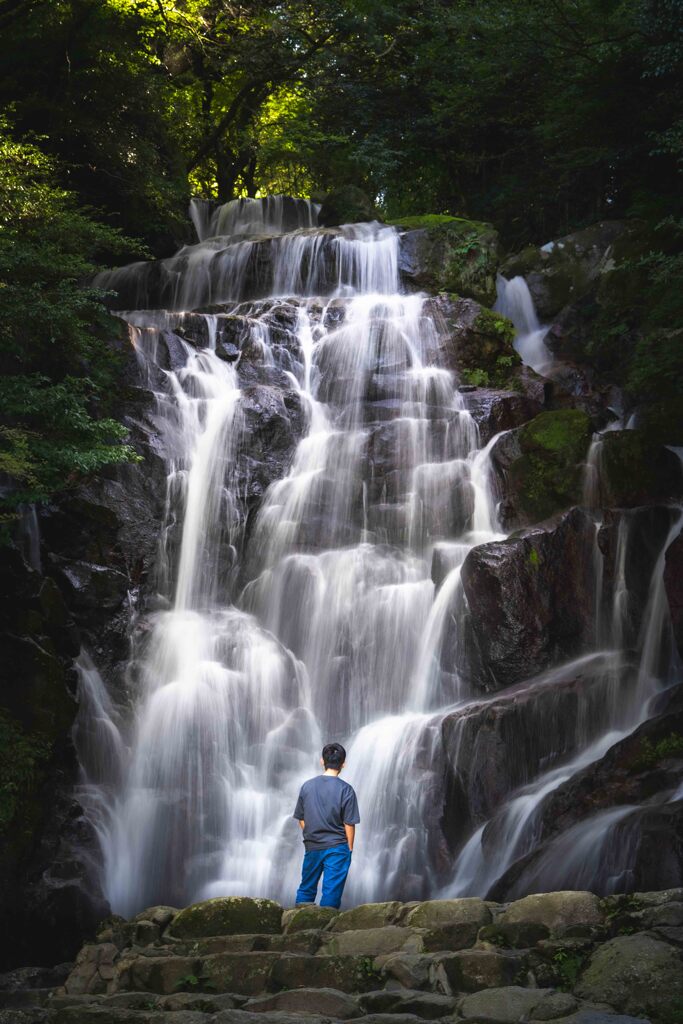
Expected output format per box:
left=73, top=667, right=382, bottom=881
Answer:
left=0, top=127, right=142, bottom=518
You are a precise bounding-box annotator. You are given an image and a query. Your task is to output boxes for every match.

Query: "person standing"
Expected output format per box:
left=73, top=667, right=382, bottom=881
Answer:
left=293, top=742, right=360, bottom=909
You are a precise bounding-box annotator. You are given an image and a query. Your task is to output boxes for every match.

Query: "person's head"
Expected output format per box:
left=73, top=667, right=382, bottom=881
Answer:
left=321, top=742, right=346, bottom=773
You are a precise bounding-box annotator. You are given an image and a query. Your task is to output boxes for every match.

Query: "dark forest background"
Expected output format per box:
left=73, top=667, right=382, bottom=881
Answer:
left=1, top=0, right=682, bottom=520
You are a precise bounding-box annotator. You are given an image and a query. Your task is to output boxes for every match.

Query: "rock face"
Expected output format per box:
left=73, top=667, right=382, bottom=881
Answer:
left=318, top=186, right=376, bottom=226
left=500, top=220, right=632, bottom=321
left=665, top=531, right=683, bottom=657
left=491, top=409, right=593, bottom=526
left=397, top=218, right=501, bottom=305
left=6, top=891, right=680, bottom=1023
left=441, top=654, right=627, bottom=840
left=0, top=339, right=167, bottom=971
left=424, top=294, right=521, bottom=384
left=596, top=430, right=683, bottom=508
left=459, top=508, right=597, bottom=690
left=490, top=684, right=683, bottom=900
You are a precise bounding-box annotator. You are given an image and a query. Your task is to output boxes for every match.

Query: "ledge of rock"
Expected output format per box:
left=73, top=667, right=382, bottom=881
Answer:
left=2, top=891, right=680, bottom=1023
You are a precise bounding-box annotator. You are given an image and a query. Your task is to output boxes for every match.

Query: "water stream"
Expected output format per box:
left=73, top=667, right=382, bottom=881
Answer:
left=76, top=200, right=681, bottom=914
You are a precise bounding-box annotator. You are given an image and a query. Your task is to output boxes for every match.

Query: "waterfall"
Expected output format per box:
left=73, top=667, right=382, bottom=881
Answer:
left=494, top=274, right=552, bottom=373
left=79, top=197, right=681, bottom=914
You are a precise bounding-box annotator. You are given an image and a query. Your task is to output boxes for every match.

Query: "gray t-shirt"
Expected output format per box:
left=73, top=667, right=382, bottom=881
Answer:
left=293, top=775, right=360, bottom=851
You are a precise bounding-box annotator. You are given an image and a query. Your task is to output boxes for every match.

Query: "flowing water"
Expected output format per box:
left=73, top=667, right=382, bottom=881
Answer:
left=77, top=199, right=681, bottom=915
left=494, top=274, right=553, bottom=373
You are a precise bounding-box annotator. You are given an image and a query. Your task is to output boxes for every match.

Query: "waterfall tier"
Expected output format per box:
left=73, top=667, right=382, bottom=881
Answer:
left=77, top=198, right=682, bottom=916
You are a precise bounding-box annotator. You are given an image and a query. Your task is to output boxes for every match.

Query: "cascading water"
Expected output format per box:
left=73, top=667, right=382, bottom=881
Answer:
left=494, top=274, right=553, bottom=373
left=77, top=197, right=682, bottom=915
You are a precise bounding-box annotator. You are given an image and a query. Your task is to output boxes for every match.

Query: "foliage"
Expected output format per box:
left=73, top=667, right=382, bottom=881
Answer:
left=0, top=127, right=141, bottom=519
left=0, top=709, right=52, bottom=835
left=512, top=410, right=593, bottom=521
left=552, top=947, right=588, bottom=991
left=632, top=733, right=683, bottom=771
left=174, top=972, right=216, bottom=992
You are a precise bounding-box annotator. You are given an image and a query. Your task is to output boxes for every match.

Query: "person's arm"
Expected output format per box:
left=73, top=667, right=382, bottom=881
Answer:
left=344, top=823, right=355, bottom=851
left=299, top=819, right=305, bottom=829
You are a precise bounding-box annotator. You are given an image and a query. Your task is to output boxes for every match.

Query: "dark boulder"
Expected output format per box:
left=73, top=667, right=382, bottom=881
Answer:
left=598, top=505, right=681, bottom=651
left=500, top=221, right=632, bottom=321
left=461, top=387, right=544, bottom=446
left=441, top=653, right=634, bottom=840
left=397, top=218, right=500, bottom=306
left=595, top=430, right=683, bottom=508
left=459, top=508, right=597, bottom=690
left=665, top=531, right=683, bottom=658
left=424, top=295, right=521, bottom=385
left=317, top=186, right=376, bottom=227
left=491, top=409, right=593, bottom=527
left=490, top=685, right=683, bottom=900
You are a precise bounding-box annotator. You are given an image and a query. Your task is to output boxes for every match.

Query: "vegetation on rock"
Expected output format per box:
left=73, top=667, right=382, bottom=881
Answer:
left=508, top=410, right=593, bottom=522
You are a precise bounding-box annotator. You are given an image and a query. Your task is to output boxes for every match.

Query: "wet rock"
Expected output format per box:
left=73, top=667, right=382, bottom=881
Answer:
left=330, top=901, right=403, bottom=931
left=665, top=532, right=683, bottom=658
left=398, top=220, right=501, bottom=306
left=458, top=985, right=554, bottom=1022
left=133, top=906, right=178, bottom=930
left=281, top=905, right=338, bottom=934
left=500, top=221, right=632, bottom=320
left=318, top=186, right=376, bottom=226
left=596, top=430, right=683, bottom=507
left=406, top=899, right=491, bottom=950
left=361, top=988, right=456, bottom=1017
left=169, top=898, right=283, bottom=939
left=431, top=949, right=521, bottom=994
left=270, top=953, right=382, bottom=993
left=322, top=927, right=424, bottom=957
left=574, top=933, right=683, bottom=1019
left=378, top=953, right=434, bottom=990
left=491, top=409, right=592, bottom=526
left=461, top=387, right=544, bottom=446
left=245, top=986, right=359, bottom=1017
left=598, top=505, right=680, bottom=650
left=489, top=686, right=683, bottom=899
left=441, top=653, right=626, bottom=841
left=529, top=991, right=579, bottom=1019
left=498, top=893, right=602, bottom=938
left=459, top=508, right=597, bottom=690
left=62, top=944, right=119, bottom=996
left=543, top=1014, right=650, bottom=1024
left=424, top=295, right=519, bottom=380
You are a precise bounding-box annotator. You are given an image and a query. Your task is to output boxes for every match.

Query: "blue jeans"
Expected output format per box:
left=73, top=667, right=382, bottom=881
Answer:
left=295, top=844, right=352, bottom=909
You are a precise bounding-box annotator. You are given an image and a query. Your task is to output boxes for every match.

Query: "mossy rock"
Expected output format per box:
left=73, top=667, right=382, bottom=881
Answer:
left=169, top=896, right=282, bottom=939
left=501, top=221, right=632, bottom=320
left=282, top=904, right=338, bottom=934
left=508, top=409, right=592, bottom=523
left=330, top=901, right=403, bottom=931
left=318, top=186, right=376, bottom=227
left=575, top=933, right=683, bottom=1018
left=398, top=217, right=501, bottom=305
left=598, top=429, right=683, bottom=507
left=428, top=294, right=520, bottom=386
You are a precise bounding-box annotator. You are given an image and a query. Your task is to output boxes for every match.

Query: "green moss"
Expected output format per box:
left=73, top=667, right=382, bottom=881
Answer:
left=528, top=547, right=540, bottom=568
left=631, top=733, right=683, bottom=772
left=553, top=947, right=589, bottom=991
left=170, top=896, right=282, bottom=939
left=474, top=307, right=516, bottom=347
left=398, top=216, right=500, bottom=305
left=0, top=709, right=52, bottom=836
left=510, top=409, right=592, bottom=522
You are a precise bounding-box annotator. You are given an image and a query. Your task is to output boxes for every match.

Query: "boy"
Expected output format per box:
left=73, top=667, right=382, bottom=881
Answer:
left=293, top=742, right=360, bottom=908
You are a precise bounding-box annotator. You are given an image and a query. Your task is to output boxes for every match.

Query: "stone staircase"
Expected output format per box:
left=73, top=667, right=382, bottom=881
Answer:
left=2, top=890, right=682, bottom=1024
